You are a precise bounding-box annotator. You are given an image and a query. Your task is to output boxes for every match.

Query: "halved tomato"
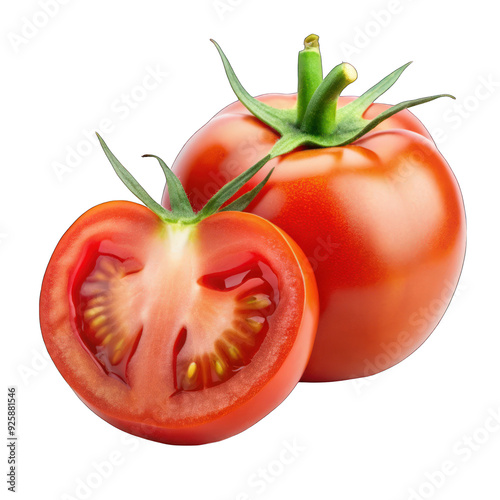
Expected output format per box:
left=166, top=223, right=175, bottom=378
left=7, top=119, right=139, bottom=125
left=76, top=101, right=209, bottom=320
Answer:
left=40, top=138, right=318, bottom=445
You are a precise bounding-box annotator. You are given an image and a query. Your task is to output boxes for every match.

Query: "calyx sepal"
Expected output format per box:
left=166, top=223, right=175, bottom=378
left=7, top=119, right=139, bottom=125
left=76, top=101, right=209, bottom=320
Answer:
left=96, top=134, right=272, bottom=224
left=212, top=36, right=454, bottom=159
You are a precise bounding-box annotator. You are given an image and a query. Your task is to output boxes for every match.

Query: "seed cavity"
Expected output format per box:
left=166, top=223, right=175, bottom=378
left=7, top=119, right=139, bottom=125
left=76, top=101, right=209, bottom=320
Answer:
left=176, top=316, right=269, bottom=393
left=75, top=253, right=144, bottom=385
left=173, top=255, right=279, bottom=394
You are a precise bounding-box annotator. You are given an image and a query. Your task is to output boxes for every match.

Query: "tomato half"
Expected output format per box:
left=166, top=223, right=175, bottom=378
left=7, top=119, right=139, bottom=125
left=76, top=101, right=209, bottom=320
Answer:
left=165, top=94, right=466, bottom=381
left=40, top=201, right=318, bottom=444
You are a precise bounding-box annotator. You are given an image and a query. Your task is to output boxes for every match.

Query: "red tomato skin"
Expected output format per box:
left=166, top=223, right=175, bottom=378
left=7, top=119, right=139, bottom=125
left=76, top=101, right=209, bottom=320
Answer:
left=40, top=201, right=318, bottom=444
left=165, top=94, right=466, bottom=382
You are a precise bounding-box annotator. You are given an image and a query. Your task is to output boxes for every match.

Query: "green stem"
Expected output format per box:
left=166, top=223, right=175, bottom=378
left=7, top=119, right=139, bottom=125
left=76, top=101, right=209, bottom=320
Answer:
left=296, top=34, right=323, bottom=124
left=301, top=62, right=357, bottom=136
left=212, top=36, right=454, bottom=155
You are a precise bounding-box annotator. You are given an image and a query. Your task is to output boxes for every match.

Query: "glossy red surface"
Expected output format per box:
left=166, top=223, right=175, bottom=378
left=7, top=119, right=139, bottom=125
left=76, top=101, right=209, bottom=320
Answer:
left=166, top=94, right=466, bottom=381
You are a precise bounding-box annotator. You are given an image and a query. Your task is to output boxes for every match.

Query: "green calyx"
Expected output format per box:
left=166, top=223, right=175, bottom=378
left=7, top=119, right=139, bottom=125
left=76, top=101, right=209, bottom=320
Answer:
left=96, top=134, right=272, bottom=224
left=212, top=34, right=455, bottom=159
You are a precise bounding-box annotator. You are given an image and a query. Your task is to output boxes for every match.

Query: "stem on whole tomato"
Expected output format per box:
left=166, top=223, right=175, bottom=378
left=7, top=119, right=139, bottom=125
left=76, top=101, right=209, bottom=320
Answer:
left=296, top=34, right=323, bottom=124
left=300, top=62, right=357, bottom=136
left=212, top=35, right=454, bottom=156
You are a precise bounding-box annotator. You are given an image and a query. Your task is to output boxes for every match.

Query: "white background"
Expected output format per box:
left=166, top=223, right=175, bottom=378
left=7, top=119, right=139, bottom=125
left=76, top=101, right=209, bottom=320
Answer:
left=1, top=1, right=499, bottom=499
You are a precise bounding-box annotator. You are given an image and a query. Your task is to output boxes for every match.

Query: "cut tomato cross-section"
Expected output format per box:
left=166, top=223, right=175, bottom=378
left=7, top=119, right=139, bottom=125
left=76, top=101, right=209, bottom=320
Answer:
left=41, top=203, right=318, bottom=445
left=40, top=136, right=318, bottom=445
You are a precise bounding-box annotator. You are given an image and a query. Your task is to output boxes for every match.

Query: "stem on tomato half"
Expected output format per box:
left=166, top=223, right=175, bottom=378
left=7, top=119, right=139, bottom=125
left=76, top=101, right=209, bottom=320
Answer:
left=211, top=35, right=455, bottom=159
left=96, top=133, right=272, bottom=225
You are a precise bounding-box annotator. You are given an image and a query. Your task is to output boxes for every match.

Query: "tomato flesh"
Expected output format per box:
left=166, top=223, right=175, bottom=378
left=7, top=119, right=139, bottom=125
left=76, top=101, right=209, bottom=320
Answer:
left=40, top=202, right=318, bottom=444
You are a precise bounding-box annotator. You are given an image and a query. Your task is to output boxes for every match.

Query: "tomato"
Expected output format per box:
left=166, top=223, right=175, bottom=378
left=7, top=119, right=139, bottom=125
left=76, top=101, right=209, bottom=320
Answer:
left=40, top=137, right=318, bottom=444
left=163, top=37, right=466, bottom=381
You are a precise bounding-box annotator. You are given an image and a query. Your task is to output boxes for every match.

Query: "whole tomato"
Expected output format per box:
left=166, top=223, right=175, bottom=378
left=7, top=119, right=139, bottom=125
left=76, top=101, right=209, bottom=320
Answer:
left=40, top=137, right=318, bottom=444
left=163, top=36, right=466, bottom=382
